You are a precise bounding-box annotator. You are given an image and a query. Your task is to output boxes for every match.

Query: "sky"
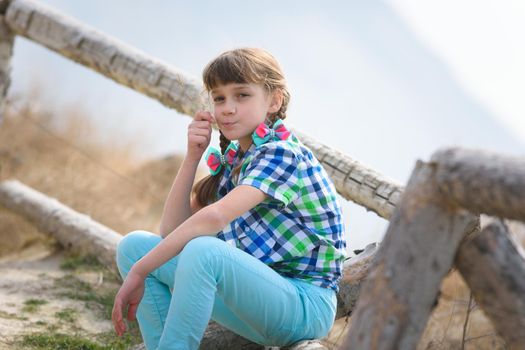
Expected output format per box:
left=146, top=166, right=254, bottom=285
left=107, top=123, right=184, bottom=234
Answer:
left=388, top=0, right=525, bottom=144
left=6, top=1, right=525, bottom=251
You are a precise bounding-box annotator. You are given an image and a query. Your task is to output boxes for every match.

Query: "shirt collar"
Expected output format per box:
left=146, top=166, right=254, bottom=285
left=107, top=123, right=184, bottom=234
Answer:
left=232, top=141, right=256, bottom=167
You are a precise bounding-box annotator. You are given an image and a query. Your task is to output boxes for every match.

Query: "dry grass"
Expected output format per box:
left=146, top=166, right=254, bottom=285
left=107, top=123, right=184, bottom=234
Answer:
left=418, top=270, right=505, bottom=349
left=0, top=98, right=196, bottom=256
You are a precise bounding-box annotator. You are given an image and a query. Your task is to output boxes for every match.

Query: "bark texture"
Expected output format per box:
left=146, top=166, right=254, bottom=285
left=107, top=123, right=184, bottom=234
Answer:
left=293, top=130, right=403, bottom=220
left=456, top=219, right=525, bottom=350
left=0, top=3, right=14, bottom=124
left=432, top=147, right=525, bottom=221
left=336, top=243, right=378, bottom=319
left=4, top=0, right=207, bottom=116
left=0, top=179, right=122, bottom=270
left=342, top=160, right=479, bottom=349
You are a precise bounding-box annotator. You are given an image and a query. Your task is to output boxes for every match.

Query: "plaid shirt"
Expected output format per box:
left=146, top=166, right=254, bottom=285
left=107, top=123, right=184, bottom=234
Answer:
left=215, top=134, right=347, bottom=292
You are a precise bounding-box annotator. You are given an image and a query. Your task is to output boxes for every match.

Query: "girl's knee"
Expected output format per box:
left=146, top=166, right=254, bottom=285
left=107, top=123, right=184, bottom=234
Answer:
left=116, top=230, right=159, bottom=267
left=179, top=236, right=227, bottom=265
left=117, top=230, right=150, bottom=254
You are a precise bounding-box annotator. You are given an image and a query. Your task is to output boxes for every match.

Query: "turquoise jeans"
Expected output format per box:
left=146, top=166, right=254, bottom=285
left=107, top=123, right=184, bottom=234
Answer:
left=116, top=230, right=337, bottom=350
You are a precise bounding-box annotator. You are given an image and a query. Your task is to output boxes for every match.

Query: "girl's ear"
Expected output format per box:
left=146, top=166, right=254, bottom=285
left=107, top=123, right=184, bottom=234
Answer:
left=268, top=89, right=284, bottom=114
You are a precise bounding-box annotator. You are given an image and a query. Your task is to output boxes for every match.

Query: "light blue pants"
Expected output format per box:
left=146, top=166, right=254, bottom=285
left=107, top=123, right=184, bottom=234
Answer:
left=116, top=230, right=337, bottom=350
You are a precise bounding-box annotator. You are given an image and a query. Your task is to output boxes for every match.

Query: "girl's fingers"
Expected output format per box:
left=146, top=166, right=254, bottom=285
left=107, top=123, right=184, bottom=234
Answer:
left=192, top=119, right=212, bottom=126
left=189, top=135, right=209, bottom=148
left=194, top=110, right=214, bottom=123
left=189, top=120, right=212, bottom=130
left=127, top=303, right=138, bottom=321
left=112, top=295, right=130, bottom=336
left=189, top=132, right=209, bottom=140
left=189, top=127, right=212, bottom=138
left=112, top=300, right=124, bottom=335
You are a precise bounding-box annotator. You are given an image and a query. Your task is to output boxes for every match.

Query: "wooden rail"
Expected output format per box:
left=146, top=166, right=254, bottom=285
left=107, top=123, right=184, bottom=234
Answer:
left=2, top=1, right=525, bottom=349
left=342, top=147, right=525, bottom=349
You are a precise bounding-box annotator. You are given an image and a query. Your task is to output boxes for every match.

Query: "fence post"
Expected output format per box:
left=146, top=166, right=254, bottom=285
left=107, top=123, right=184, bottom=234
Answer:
left=0, top=0, right=14, bottom=124
left=342, top=159, right=479, bottom=349
left=455, top=219, right=525, bottom=349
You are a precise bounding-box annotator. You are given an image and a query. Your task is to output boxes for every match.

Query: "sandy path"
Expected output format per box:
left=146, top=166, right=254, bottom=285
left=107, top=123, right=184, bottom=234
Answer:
left=0, top=243, right=115, bottom=349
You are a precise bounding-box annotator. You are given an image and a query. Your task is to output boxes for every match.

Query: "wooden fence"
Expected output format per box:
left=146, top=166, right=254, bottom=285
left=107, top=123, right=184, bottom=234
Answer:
left=1, top=0, right=524, bottom=349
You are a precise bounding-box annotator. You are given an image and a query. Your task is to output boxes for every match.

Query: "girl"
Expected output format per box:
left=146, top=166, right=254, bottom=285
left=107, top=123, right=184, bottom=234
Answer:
left=112, top=47, right=347, bottom=350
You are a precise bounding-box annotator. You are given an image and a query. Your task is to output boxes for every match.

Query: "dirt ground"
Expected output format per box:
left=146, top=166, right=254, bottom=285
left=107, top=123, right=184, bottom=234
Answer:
left=0, top=243, right=125, bottom=349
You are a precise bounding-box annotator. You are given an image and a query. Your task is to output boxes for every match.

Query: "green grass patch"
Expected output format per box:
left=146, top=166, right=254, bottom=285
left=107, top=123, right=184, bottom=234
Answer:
left=55, top=308, right=78, bottom=323
left=60, top=254, right=105, bottom=271
left=59, top=252, right=121, bottom=284
left=0, top=309, right=28, bottom=320
left=22, top=298, right=48, bottom=313
left=17, top=327, right=142, bottom=350
left=18, top=332, right=103, bottom=350
left=97, top=326, right=143, bottom=350
left=54, top=274, right=116, bottom=320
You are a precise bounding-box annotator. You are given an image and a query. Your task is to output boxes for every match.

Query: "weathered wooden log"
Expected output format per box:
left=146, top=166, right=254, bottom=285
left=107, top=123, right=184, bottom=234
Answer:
left=455, top=219, right=525, bottom=349
left=0, top=2, right=14, bottom=124
left=336, top=242, right=378, bottom=319
left=128, top=329, right=330, bottom=350
left=200, top=322, right=264, bottom=350
left=0, top=179, right=122, bottom=270
left=432, top=147, right=525, bottom=222
left=279, top=340, right=329, bottom=350
left=3, top=0, right=207, bottom=116
left=293, top=130, right=403, bottom=220
left=506, top=218, right=525, bottom=247
left=342, top=159, right=480, bottom=349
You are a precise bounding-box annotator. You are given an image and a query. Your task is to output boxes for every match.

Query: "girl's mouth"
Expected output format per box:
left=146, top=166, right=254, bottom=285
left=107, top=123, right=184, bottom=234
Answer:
left=222, top=122, right=236, bottom=128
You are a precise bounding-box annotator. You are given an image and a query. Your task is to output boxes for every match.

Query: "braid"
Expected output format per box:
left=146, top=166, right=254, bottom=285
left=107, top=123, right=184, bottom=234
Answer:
left=266, top=110, right=280, bottom=126
left=219, top=131, right=230, bottom=153
left=269, top=88, right=290, bottom=122
left=192, top=132, right=230, bottom=207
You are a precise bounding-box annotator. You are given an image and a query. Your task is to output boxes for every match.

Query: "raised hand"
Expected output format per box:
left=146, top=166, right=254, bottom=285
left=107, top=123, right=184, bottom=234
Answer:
left=187, top=110, right=215, bottom=162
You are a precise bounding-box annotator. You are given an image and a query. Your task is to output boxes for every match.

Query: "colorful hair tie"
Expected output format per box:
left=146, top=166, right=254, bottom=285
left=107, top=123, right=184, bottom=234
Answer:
left=205, top=142, right=238, bottom=175
left=252, top=118, right=291, bottom=147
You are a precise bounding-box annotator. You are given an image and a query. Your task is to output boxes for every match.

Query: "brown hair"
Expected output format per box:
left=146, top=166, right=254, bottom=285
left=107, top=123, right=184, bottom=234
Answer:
left=193, top=47, right=291, bottom=207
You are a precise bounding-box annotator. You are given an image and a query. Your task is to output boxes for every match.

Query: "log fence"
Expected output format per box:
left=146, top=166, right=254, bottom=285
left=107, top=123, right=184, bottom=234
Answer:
left=1, top=1, right=524, bottom=349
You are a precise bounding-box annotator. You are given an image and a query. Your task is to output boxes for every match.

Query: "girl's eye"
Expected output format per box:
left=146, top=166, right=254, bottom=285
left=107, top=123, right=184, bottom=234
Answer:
left=213, top=96, right=224, bottom=103
left=238, top=93, right=250, bottom=98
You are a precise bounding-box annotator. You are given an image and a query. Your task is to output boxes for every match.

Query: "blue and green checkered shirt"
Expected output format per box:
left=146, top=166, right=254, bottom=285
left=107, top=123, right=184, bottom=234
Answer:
left=215, top=134, right=347, bottom=291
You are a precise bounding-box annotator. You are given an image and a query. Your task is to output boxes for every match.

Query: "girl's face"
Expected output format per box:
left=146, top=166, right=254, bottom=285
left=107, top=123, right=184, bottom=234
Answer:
left=210, top=82, right=281, bottom=152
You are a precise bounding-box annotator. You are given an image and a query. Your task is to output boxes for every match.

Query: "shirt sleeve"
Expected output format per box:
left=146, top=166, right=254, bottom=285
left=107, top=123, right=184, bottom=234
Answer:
left=238, top=142, right=305, bottom=208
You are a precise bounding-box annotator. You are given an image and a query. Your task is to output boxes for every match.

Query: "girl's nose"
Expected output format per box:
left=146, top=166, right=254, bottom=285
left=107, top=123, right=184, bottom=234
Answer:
left=223, top=100, right=236, bottom=115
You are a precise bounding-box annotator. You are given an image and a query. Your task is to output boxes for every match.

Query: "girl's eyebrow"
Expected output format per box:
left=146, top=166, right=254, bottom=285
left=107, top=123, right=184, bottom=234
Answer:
left=211, top=84, right=251, bottom=94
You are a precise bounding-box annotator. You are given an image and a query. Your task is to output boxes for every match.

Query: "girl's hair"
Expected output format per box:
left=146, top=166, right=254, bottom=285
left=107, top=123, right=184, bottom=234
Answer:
left=193, top=47, right=291, bottom=207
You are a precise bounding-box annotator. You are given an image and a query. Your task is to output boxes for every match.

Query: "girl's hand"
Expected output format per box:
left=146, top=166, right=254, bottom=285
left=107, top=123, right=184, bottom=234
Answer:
left=112, top=270, right=145, bottom=336
left=187, top=110, right=215, bottom=162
